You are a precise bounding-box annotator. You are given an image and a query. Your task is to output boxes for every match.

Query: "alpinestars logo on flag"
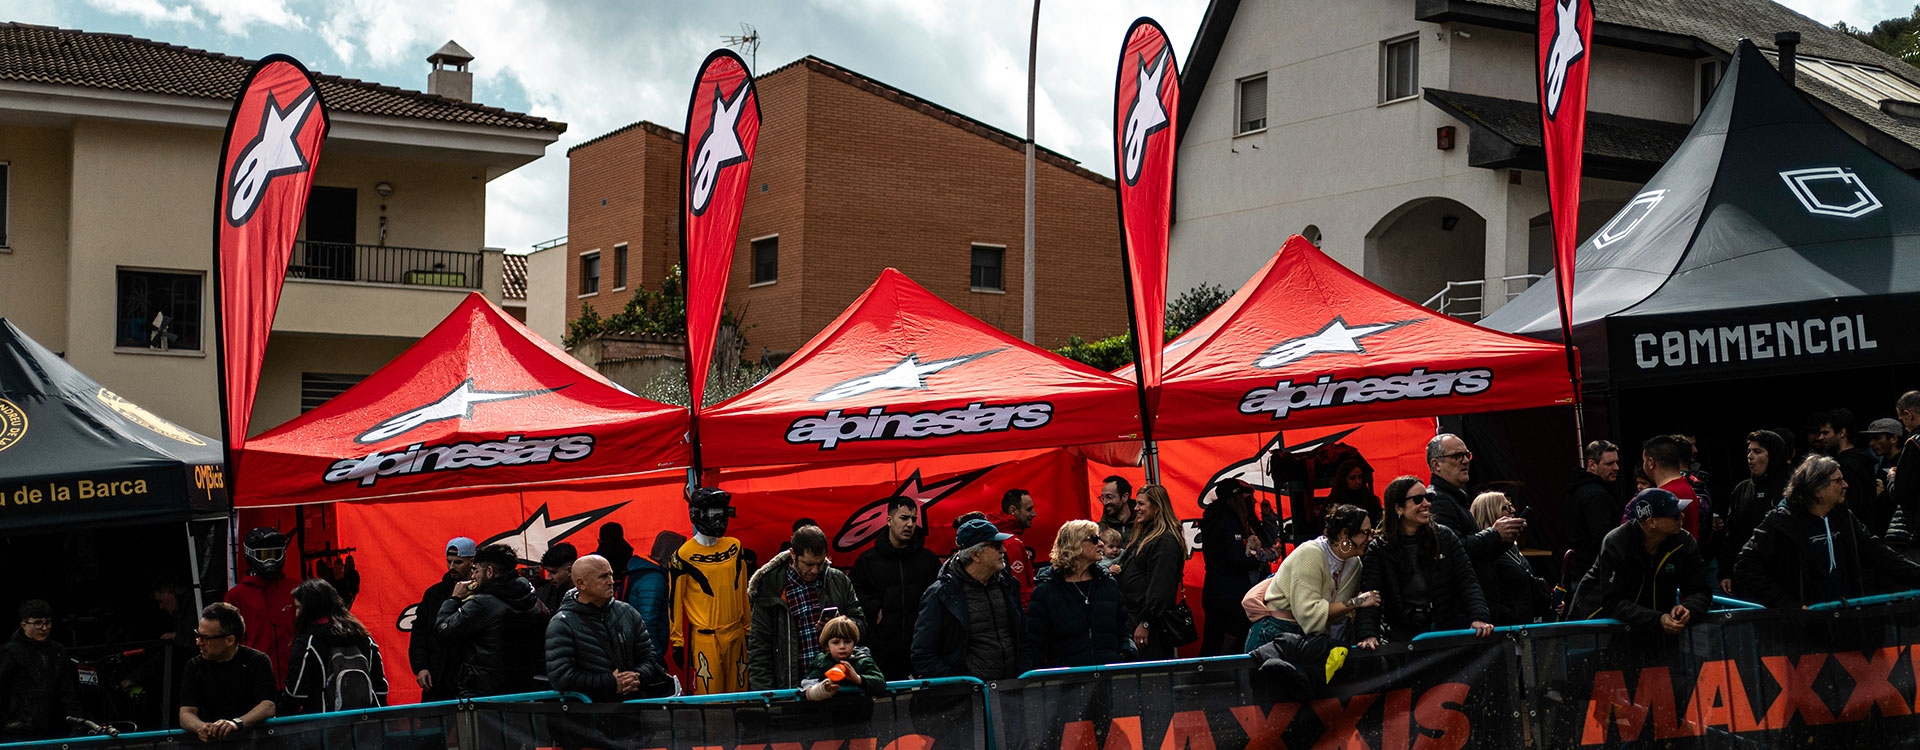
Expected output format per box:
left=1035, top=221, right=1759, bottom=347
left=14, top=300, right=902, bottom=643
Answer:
left=688, top=81, right=752, bottom=216
left=1120, top=47, right=1172, bottom=186
left=1542, top=0, right=1587, bottom=119
left=831, top=467, right=992, bottom=552
left=812, top=349, right=1005, bottom=402
left=227, top=88, right=319, bottom=226
left=356, top=378, right=569, bottom=444
left=1254, top=317, right=1419, bottom=369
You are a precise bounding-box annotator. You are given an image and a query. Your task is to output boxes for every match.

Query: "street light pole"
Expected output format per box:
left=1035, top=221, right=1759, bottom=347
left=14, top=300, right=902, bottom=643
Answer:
left=1023, top=0, right=1040, bottom=343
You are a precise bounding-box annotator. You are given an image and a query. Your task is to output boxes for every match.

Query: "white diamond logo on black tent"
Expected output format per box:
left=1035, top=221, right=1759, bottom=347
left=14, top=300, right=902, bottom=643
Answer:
left=1780, top=166, right=1882, bottom=218
left=1592, top=189, right=1666, bottom=249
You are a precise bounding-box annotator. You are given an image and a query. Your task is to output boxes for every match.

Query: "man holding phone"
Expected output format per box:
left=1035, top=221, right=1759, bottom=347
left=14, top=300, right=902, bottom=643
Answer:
left=745, top=525, right=865, bottom=690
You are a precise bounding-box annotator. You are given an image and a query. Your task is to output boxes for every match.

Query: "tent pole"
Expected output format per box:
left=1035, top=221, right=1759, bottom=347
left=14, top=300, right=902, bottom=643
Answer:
left=184, top=521, right=205, bottom=614
left=1143, top=439, right=1161, bottom=485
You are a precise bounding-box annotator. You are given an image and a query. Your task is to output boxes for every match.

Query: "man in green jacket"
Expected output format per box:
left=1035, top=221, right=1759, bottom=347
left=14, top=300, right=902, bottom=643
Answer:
left=746, top=526, right=865, bottom=690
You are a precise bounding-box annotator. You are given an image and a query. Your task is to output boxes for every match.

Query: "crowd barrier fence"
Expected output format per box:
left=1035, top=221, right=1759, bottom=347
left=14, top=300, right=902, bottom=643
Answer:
left=9, top=591, right=1920, bottom=749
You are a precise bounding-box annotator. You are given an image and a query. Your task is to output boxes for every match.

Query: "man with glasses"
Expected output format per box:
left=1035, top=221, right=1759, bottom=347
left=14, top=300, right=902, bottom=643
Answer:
left=912, top=518, right=1025, bottom=680
left=0, top=600, right=84, bottom=741
left=746, top=525, right=864, bottom=690
left=1426, top=434, right=1521, bottom=564
left=179, top=603, right=276, bottom=743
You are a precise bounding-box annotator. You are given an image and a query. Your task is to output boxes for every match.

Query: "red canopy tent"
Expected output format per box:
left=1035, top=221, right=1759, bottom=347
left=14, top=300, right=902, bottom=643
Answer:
left=1150, top=235, right=1574, bottom=440
left=699, top=269, right=1144, bottom=468
left=236, top=293, right=689, bottom=507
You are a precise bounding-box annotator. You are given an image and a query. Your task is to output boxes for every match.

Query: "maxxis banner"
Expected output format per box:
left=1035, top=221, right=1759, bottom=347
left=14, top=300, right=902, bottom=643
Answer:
left=214, top=55, right=328, bottom=471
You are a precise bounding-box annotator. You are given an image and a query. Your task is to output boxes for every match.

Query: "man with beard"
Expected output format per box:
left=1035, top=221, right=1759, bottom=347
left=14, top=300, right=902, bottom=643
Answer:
left=435, top=544, right=548, bottom=697
left=1560, top=441, right=1620, bottom=601
left=1817, top=409, right=1884, bottom=534
left=850, top=496, right=941, bottom=680
left=409, top=536, right=475, bottom=701
left=988, top=489, right=1039, bottom=606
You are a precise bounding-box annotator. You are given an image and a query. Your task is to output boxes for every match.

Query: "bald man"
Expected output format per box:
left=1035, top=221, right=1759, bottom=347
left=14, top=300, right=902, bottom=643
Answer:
left=544, top=555, right=666, bottom=701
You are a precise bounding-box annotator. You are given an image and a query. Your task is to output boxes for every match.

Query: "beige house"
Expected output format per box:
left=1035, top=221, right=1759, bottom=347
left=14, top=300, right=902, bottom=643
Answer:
left=1171, top=0, right=1920, bottom=318
left=0, top=26, right=564, bottom=437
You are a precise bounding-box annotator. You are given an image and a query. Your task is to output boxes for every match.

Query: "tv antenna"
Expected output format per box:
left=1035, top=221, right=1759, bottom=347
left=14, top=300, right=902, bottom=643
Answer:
left=722, top=23, right=760, bottom=74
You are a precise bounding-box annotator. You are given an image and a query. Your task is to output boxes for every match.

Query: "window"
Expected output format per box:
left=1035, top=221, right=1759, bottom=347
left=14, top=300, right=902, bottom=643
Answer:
left=1381, top=36, right=1419, bottom=103
left=1696, top=59, right=1726, bottom=116
left=580, top=251, right=600, bottom=296
left=613, top=244, right=628, bottom=290
left=0, top=161, right=9, bottom=249
left=115, top=269, right=203, bottom=351
left=1760, top=50, right=1920, bottom=108
left=751, top=236, right=779, bottom=285
left=1237, top=75, right=1267, bottom=134
left=970, top=244, right=1005, bottom=291
left=301, top=373, right=363, bottom=413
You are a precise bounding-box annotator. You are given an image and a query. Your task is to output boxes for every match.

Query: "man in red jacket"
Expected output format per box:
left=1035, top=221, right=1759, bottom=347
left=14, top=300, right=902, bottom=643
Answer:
left=987, top=489, right=1039, bottom=606
left=224, top=527, right=299, bottom=681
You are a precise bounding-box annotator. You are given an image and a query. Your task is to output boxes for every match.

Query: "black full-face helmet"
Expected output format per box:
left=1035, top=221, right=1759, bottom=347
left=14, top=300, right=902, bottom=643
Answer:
left=688, top=487, right=735, bottom=538
left=243, top=527, right=289, bottom=578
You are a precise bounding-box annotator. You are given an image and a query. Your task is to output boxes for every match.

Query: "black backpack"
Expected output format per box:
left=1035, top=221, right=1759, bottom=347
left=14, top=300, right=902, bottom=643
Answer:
left=323, top=639, right=380, bottom=711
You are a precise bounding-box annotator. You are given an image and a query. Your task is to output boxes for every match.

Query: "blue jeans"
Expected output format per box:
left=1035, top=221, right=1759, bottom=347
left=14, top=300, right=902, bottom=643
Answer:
left=1244, top=616, right=1303, bottom=652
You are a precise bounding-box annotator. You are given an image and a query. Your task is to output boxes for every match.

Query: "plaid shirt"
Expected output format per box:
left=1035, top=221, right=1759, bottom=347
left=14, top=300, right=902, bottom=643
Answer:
left=784, top=564, right=826, bottom=674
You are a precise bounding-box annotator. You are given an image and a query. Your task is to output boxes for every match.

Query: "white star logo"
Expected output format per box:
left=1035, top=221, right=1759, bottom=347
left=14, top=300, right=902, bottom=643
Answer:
left=355, top=378, right=569, bottom=444
left=227, top=88, right=319, bottom=226
left=811, top=349, right=1005, bottom=402
left=689, top=80, right=752, bottom=216
left=1253, top=317, right=1419, bottom=369
left=1542, top=0, right=1587, bottom=120
left=478, top=502, right=627, bottom=566
left=1121, top=47, right=1172, bottom=185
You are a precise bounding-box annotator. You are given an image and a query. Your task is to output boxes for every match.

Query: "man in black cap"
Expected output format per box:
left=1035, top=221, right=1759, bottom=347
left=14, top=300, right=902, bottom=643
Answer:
left=1863, top=418, right=1904, bottom=472
left=409, top=536, right=475, bottom=701
left=911, top=518, right=1024, bottom=679
left=537, top=543, right=579, bottom=615
left=1569, top=489, right=1712, bottom=636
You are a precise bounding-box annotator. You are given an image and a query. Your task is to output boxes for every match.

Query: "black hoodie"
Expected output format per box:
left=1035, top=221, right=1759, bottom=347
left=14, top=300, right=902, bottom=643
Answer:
left=0, top=630, right=81, bottom=739
left=850, top=532, right=941, bottom=680
left=1562, top=469, right=1621, bottom=588
left=435, top=576, right=548, bottom=697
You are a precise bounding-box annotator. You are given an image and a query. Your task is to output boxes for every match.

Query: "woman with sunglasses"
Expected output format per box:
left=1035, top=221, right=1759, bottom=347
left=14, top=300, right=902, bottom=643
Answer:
left=1024, top=520, right=1136, bottom=669
left=1470, top=492, right=1546, bottom=625
left=1355, top=476, right=1493, bottom=648
left=1243, top=504, right=1378, bottom=650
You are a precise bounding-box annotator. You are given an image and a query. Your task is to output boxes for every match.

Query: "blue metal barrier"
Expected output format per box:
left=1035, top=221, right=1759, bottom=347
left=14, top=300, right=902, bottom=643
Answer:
left=0, top=690, right=587, bottom=748
left=1807, top=588, right=1920, bottom=611
left=1713, top=594, right=1765, bottom=610
left=1410, top=617, right=1628, bottom=642
left=1016, top=654, right=1249, bottom=680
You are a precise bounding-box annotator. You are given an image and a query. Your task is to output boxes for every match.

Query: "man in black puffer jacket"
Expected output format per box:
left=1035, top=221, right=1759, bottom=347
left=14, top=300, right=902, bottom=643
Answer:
left=850, top=497, right=941, bottom=680
left=1734, top=455, right=1920, bottom=609
left=546, top=555, right=667, bottom=701
left=1562, top=441, right=1621, bottom=593
left=437, top=544, right=549, bottom=697
left=912, top=519, right=1024, bottom=679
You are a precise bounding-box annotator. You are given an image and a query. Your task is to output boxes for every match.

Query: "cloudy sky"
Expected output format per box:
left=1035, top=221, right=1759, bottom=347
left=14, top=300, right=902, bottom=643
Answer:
left=7, top=0, right=1914, bottom=252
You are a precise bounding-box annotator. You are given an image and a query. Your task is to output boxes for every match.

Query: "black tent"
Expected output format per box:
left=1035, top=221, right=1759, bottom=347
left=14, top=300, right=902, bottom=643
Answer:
left=1482, top=39, right=1920, bottom=390
left=0, top=318, right=226, bottom=534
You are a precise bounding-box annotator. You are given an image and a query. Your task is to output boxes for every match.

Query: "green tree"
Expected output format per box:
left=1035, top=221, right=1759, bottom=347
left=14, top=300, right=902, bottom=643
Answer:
left=1836, top=7, right=1920, bottom=66
left=1053, top=283, right=1234, bottom=369
left=562, top=265, right=746, bottom=349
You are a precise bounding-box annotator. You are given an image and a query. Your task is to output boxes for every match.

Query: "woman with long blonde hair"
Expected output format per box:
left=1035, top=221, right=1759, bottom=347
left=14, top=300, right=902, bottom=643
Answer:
left=1023, top=520, right=1136, bottom=669
left=1118, top=485, right=1191, bottom=660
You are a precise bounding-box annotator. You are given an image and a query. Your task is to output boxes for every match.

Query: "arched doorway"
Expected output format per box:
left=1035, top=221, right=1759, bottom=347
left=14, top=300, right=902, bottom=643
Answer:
left=1363, top=197, right=1486, bottom=306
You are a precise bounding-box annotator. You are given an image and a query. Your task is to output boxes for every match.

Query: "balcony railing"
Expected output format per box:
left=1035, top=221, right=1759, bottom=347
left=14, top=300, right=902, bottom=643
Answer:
left=1421, top=273, right=1542, bottom=321
left=288, top=241, right=483, bottom=290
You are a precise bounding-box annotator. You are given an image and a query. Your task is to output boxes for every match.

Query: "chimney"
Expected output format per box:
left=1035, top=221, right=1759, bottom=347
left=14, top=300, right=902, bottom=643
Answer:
left=427, top=40, right=474, bottom=102
left=1776, top=31, right=1801, bottom=86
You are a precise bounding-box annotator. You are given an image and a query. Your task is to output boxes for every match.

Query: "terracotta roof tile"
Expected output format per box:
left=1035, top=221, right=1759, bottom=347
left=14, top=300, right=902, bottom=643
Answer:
left=0, top=22, right=564, bottom=133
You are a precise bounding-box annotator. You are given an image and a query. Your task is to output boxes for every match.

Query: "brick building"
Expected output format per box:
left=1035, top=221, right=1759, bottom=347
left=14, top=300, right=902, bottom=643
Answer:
left=566, top=56, right=1128, bottom=361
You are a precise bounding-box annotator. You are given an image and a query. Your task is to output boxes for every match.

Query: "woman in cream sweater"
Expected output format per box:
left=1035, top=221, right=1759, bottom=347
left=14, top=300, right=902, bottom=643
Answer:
left=1243, top=504, right=1379, bottom=650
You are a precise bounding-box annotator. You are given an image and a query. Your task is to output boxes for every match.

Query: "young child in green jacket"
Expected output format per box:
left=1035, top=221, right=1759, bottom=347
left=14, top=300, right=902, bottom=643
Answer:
left=801, top=616, right=886, bottom=700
